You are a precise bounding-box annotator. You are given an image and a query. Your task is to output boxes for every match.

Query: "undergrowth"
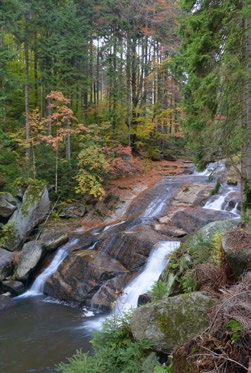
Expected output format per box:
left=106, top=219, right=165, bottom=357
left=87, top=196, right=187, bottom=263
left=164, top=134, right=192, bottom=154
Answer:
left=172, top=274, right=250, bottom=373
left=56, top=311, right=165, bottom=373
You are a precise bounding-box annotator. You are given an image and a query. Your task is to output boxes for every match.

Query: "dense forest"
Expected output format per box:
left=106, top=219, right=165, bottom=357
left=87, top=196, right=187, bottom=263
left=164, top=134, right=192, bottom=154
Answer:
left=0, top=1, right=250, bottom=373
left=0, top=0, right=184, bottom=200
left=0, top=0, right=250, bottom=203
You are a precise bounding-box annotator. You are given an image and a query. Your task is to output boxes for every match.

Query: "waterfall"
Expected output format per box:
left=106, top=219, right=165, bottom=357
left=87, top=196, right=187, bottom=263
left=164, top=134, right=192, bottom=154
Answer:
left=203, top=194, right=226, bottom=211
left=115, top=241, right=180, bottom=313
left=194, top=160, right=226, bottom=177
left=85, top=240, right=180, bottom=331
left=18, top=239, right=77, bottom=298
left=203, top=186, right=240, bottom=216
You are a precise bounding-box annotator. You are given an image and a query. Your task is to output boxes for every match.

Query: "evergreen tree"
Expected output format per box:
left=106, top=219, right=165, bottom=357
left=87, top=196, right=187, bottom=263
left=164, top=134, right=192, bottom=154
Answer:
left=175, top=0, right=251, bottom=218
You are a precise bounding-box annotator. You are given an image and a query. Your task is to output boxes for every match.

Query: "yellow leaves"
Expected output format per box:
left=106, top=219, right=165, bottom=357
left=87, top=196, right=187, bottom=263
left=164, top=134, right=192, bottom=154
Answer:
left=75, top=171, right=105, bottom=200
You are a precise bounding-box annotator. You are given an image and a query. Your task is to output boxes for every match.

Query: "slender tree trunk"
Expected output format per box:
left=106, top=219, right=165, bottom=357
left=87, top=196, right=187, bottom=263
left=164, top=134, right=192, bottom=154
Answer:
left=241, top=18, right=251, bottom=227
left=24, top=36, right=30, bottom=160
left=34, top=32, right=38, bottom=108
left=65, top=118, right=71, bottom=161
left=126, top=34, right=132, bottom=147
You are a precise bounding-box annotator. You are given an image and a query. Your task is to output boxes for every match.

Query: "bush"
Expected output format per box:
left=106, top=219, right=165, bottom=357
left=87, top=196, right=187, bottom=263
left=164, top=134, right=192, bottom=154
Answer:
left=56, top=312, right=154, bottom=373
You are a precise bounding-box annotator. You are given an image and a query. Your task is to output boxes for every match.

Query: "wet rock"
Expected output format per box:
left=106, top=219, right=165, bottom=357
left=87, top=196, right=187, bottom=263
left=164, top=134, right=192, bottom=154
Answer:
left=154, top=223, right=187, bottom=237
left=90, top=273, right=134, bottom=311
left=170, top=207, right=235, bottom=234
left=222, top=228, right=251, bottom=279
left=40, top=231, right=69, bottom=251
left=0, top=248, right=13, bottom=281
left=131, top=291, right=215, bottom=353
left=224, top=191, right=240, bottom=212
left=16, top=241, right=43, bottom=280
left=102, top=227, right=166, bottom=271
left=0, top=193, right=18, bottom=218
left=138, top=293, right=152, bottom=306
left=1, top=280, right=25, bottom=295
left=0, top=294, right=16, bottom=312
left=5, top=185, right=50, bottom=251
left=172, top=183, right=213, bottom=207
left=44, top=249, right=129, bottom=304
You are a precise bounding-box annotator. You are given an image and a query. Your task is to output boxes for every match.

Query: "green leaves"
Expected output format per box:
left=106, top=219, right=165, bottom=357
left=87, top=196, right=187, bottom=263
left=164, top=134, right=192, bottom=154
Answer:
left=56, top=312, right=153, bottom=373
left=175, top=0, right=246, bottom=166
left=225, top=319, right=244, bottom=344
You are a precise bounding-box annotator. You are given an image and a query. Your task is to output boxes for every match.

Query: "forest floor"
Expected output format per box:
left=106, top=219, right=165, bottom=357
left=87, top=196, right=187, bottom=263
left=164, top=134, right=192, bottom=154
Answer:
left=50, top=157, right=193, bottom=234
left=76, top=157, right=193, bottom=232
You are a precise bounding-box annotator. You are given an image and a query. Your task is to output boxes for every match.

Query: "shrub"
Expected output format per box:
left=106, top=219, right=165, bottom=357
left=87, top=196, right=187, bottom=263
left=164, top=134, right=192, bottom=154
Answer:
left=56, top=312, right=153, bottom=373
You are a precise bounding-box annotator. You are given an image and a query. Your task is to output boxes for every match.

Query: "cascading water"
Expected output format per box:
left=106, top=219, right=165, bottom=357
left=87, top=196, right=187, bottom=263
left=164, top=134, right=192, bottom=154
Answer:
left=115, top=241, right=180, bottom=313
left=194, top=160, right=226, bottom=177
left=203, top=186, right=240, bottom=216
left=84, top=240, right=180, bottom=331
left=1, top=160, right=241, bottom=373
left=18, top=239, right=77, bottom=298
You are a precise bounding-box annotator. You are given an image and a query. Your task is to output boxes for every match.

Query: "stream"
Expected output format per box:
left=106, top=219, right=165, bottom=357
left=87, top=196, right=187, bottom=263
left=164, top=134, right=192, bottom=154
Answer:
left=0, top=162, right=240, bottom=373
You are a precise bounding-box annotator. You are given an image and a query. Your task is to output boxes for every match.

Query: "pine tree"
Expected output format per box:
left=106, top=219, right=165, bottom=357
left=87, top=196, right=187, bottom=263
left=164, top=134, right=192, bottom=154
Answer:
left=175, top=0, right=251, bottom=219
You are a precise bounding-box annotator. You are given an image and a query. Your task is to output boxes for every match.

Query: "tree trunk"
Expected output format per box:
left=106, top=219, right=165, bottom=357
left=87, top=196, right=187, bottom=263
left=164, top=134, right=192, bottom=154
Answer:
left=24, top=35, right=30, bottom=160
left=241, top=18, right=251, bottom=227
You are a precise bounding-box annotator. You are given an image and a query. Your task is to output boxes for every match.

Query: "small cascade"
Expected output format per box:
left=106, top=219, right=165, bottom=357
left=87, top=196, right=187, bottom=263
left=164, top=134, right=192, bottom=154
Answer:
left=194, top=160, right=226, bottom=177
left=103, top=220, right=126, bottom=232
left=18, top=239, right=77, bottom=298
left=231, top=202, right=239, bottom=215
left=203, top=194, right=226, bottom=211
left=141, top=196, right=167, bottom=218
left=203, top=186, right=240, bottom=216
left=92, top=220, right=126, bottom=235
left=115, top=241, right=180, bottom=313
left=84, top=241, right=180, bottom=331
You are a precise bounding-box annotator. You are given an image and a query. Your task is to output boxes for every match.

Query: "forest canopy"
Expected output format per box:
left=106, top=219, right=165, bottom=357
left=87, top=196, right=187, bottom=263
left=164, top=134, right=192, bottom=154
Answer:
left=0, top=0, right=250, bottom=209
left=0, top=0, right=183, bottom=199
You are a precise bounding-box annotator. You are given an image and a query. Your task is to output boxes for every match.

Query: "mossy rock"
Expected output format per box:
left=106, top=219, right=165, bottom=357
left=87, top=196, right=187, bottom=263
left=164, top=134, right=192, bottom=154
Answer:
left=131, top=291, right=216, bottom=353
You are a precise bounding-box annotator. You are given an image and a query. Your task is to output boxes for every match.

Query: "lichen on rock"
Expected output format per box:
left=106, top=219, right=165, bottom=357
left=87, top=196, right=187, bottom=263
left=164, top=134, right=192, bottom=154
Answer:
left=130, top=291, right=215, bottom=353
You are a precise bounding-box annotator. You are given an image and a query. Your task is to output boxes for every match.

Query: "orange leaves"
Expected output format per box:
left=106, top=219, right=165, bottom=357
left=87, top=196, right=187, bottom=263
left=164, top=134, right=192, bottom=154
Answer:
left=46, top=90, right=70, bottom=106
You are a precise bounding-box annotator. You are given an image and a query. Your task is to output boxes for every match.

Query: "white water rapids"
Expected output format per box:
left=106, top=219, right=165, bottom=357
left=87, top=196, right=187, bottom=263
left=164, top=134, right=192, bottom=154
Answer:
left=116, top=241, right=180, bottom=313
left=84, top=240, right=180, bottom=331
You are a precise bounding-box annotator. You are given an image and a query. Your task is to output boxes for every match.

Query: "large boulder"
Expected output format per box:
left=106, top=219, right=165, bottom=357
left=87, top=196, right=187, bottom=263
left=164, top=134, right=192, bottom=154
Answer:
left=5, top=184, right=50, bottom=251
left=170, top=207, right=235, bottom=234
left=0, top=193, right=18, bottom=218
left=44, top=249, right=129, bottom=305
left=1, top=280, right=25, bottom=295
left=39, top=230, right=69, bottom=251
left=222, top=227, right=251, bottom=279
left=186, top=219, right=240, bottom=249
left=0, top=248, right=13, bottom=281
left=15, top=241, right=43, bottom=280
left=131, top=291, right=215, bottom=353
left=160, top=219, right=240, bottom=295
left=172, top=183, right=214, bottom=207
left=90, top=273, right=134, bottom=311
left=102, top=227, right=165, bottom=271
